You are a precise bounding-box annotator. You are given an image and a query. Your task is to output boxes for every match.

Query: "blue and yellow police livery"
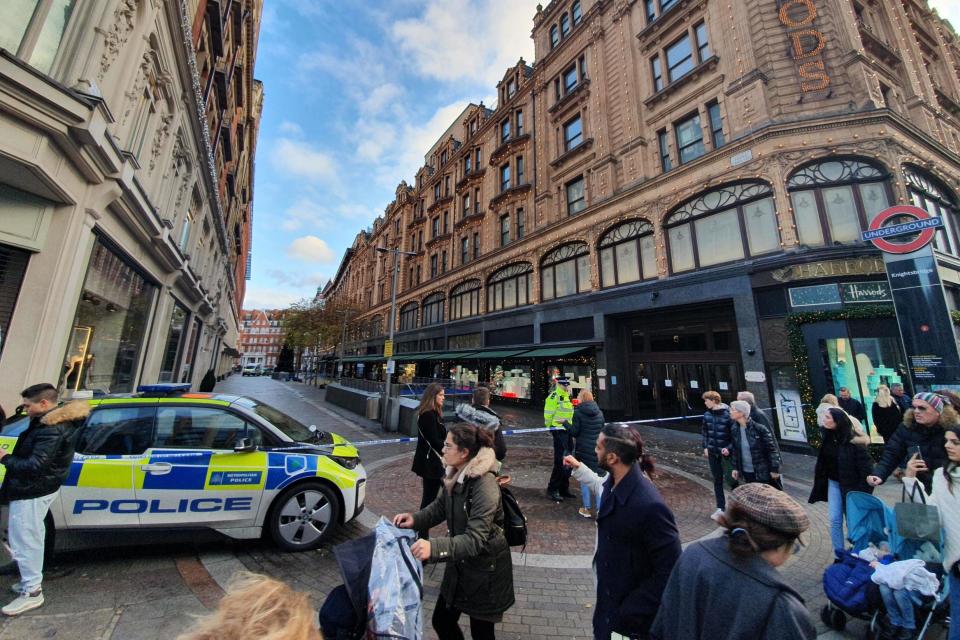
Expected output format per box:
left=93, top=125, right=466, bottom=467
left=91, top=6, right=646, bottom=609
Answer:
left=0, top=385, right=366, bottom=552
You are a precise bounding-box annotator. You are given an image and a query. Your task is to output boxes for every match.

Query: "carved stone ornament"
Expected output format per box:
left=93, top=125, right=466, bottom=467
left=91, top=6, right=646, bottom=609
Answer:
left=121, top=51, right=151, bottom=126
left=99, top=0, right=138, bottom=80
left=150, top=113, right=174, bottom=171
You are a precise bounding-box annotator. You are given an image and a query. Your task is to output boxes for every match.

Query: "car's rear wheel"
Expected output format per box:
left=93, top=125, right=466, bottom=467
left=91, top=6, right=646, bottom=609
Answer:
left=268, top=481, right=340, bottom=551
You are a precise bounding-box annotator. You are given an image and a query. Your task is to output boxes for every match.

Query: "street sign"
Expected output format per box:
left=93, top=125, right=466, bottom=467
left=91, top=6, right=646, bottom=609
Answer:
left=862, top=205, right=942, bottom=254
left=386, top=359, right=395, bottom=374
left=384, top=339, right=393, bottom=358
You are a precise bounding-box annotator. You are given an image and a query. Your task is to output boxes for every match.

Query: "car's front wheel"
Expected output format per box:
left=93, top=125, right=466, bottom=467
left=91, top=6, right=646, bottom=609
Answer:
left=268, top=481, right=340, bottom=551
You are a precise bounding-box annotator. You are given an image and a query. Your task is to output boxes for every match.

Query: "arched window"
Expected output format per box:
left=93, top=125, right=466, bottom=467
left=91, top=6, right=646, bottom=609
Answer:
left=399, top=302, right=418, bottom=331
left=787, top=157, right=890, bottom=247
left=370, top=316, right=383, bottom=337
left=450, top=279, right=481, bottom=320
left=541, top=242, right=591, bottom=300
left=599, top=219, right=656, bottom=287
left=665, top=182, right=778, bottom=273
left=487, top=263, right=532, bottom=312
left=904, top=165, right=960, bottom=256
left=422, top=293, right=445, bottom=326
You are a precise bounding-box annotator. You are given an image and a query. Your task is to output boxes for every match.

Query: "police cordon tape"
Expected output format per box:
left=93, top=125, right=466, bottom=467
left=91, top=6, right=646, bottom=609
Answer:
left=104, top=405, right=797, bottom=458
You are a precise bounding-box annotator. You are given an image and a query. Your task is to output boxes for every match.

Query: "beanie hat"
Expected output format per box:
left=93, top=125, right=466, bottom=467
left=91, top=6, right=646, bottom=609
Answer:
left=913, top=392, right=945, bottom=414
left=728, top=483, right=810, bottom=535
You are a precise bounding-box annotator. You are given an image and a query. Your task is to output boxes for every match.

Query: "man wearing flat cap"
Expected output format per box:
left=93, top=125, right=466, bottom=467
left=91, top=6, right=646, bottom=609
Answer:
left=544, top=377, right=575, bottom=502
left=652, top=483, right=816, bottom=639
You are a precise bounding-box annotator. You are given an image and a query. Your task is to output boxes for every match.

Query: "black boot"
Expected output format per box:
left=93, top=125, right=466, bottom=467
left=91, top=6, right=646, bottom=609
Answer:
left=546, top=490, right=564, bottom=502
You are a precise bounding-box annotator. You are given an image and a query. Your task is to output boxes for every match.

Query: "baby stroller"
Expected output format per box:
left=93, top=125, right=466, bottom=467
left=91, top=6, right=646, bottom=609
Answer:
left=820, top=491, right=950, bottom=639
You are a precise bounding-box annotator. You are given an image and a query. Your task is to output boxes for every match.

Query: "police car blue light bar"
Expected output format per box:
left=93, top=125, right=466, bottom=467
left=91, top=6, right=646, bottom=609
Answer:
left=136, top=383, right=191, bottom=393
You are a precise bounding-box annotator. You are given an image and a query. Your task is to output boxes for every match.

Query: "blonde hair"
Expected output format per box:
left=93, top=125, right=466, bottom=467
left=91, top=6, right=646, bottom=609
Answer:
left=579, top=389, right=594, bottom=402
left=875, top=385, right=894, bottom=409
left=820, top=394, right=838, bottom=406
left=177, top=572, right=321, bottom=640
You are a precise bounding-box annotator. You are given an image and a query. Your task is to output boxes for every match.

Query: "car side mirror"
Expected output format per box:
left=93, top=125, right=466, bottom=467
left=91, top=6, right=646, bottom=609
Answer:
left=234, top=437, right=257, bottom=453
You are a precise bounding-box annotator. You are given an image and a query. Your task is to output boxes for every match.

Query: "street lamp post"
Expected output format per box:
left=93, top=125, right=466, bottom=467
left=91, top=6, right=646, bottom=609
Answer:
left=377, top=245, right=417, bottom=430
left=336, top=310, right=351, bottom=383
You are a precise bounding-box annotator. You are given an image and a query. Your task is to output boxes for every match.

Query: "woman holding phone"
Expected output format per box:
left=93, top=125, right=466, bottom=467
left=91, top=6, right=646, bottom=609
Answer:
left=868, top=392, right=955, bottom=492
left=901, top=426, right=960, bottom=640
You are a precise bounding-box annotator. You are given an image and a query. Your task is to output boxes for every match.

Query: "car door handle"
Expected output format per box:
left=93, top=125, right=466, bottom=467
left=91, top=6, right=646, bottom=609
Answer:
left=140, top=463, right=172, bottom=475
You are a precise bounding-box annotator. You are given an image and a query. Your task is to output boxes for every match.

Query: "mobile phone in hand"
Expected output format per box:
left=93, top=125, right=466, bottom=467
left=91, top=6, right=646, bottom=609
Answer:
left=907, top=445, right=923, bottom=462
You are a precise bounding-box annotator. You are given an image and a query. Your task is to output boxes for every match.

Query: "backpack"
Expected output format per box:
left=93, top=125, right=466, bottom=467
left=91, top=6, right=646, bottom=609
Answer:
left=499, top=485, right=527, bottom=548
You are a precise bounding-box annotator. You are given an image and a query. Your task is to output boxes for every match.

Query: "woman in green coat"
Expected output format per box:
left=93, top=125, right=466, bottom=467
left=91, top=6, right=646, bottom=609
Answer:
left=394, top=423, right=514, bottom=639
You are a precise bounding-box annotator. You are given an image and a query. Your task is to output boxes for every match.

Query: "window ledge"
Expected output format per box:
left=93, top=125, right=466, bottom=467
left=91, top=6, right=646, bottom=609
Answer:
left=426, top=232, right=452, bottom=248
left=455, top=210, right=486, bottom=230
left=643, top=55, right=719, bottom=107
left=489, top=182, right=532, bottom=209
left=406, top=216, right=426, bottom=229
left=636, top=0, right=706, bottom=48
left=549, top=80, right=591, bottom=117
left=550, top=138, right=594, bottom=168
left=490, top=133, right=531, bottom=167
left=427, top=194, right=454, bottom=213
left=455, top=168, right=486, bottom=192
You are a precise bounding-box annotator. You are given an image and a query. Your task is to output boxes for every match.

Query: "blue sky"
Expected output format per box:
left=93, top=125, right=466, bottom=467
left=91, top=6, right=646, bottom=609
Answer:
left=244, top=0, right=540, bottom=309
left=244, top=0, right=960, bottom=310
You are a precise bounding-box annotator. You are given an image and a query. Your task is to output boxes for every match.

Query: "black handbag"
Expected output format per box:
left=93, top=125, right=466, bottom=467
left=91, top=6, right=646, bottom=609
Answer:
left=894, top=482, right=941, bottom=543
left=499, top=485, right=528, bottom=548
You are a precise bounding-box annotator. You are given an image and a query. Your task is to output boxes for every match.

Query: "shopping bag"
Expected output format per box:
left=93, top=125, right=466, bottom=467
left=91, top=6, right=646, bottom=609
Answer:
left=721, top=456, right=737, bottom=490
left=894, top=482, right=941, bottom=543
left=367, top=517, right=423, bottom=640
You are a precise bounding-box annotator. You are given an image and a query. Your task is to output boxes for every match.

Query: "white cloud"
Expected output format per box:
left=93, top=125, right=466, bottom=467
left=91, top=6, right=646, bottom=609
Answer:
left=360, top=83, right=403, bottom=115
left=265, top=269, right=329, bottom=289
left=287, top=235, right=336, bottom=263
left=391, top=0, right=539, bottom=86
left=278, top=121, right=305, bottom=137
left=280, top=197, right=328, bottom=231
left=271, top=138, right=340, bottom=189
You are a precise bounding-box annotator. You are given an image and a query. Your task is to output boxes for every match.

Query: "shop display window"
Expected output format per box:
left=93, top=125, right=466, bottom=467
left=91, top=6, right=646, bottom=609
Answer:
left=62, top=239, right=157, bottom=395
left=491, top=364, right=532, bottom=399
left=450, top=364, right=479, bottom=391
left=398, top=363, right=417, bottom=384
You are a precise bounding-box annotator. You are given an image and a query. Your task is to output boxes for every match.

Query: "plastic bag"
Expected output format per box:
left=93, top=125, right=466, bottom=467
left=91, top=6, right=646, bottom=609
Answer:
left=367, top=517, right=423, bottom=640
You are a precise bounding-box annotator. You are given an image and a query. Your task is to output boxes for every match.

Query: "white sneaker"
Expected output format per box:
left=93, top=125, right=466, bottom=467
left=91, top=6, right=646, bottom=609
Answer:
left=2, top=589, right=43, bottom=616
left=711, top=508, right=724, bottom=522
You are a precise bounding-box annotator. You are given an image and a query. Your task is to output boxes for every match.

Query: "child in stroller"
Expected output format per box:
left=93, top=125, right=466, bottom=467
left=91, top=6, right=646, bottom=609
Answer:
left=820, top=491, right=949, bottom=640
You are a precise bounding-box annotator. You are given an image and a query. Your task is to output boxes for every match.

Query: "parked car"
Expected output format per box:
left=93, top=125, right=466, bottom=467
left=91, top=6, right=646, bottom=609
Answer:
left=0, top=384, right=366, bottom=552
left=262, top=366, right=275, bottom=376
left=242, top=364, right=261, bottom=376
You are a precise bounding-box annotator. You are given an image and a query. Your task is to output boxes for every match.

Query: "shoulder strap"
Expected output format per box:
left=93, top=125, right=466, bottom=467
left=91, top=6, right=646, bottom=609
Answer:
left=417, top=425, right=444, bottom=462
left=397, top=536, right=423, bottom=599
left=903, top=480, right=927, bottom=504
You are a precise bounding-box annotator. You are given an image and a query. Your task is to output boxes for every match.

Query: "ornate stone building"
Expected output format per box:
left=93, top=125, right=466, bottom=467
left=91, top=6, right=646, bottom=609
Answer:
left=328, top=0, right=960, bottom=441
left=0, top=0, right=262, bottom=408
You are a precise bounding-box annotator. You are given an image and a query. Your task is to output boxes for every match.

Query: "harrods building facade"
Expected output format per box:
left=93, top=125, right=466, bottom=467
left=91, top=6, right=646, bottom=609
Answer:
left=326, top=0, right=960, bottom=442
left=0, top=0, right=263, bottom=410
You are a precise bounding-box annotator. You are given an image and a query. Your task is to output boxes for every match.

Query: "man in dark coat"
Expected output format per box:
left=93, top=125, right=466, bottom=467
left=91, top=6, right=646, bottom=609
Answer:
left=1, top=384, right=89, bottom=616
left=586, top=425, right=681, bottom=639
left=891, top=383, right=913, bottom=414
left=868, top=392, right=954, bottom=492
left=455, top=387, right=506, bottom=462
left=838, top=387, right=867, bottom=423
left=701, top=391, right=733, bottom=518
left=198, top=369, right=216, bottom=392
left=737, top=390, right=782, bottom=458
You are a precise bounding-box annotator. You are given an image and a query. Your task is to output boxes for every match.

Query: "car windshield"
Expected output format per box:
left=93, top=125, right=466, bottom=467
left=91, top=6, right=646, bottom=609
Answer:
left=240, top=399, right=330, bottom=444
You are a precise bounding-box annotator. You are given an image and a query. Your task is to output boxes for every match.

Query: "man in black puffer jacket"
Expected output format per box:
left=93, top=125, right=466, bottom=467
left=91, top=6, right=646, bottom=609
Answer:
left=868, top=391, right=953, bottom=493
left=0, top=384, right=89, bottom=616
left=701, top=391, right=733, bottom=520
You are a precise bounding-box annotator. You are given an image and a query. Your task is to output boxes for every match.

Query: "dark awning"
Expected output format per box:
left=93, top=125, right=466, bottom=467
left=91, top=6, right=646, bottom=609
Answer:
left=391, top=353, right=436, bottom=361
left=425, top=351, right=477, bottom=360
left=222, top=346, right=241, bottom=357
left=342, top=355, right=386, bottom=363
left=515, top=346, right=592, bottom=358
left=469, top=349, right=530, bottom=359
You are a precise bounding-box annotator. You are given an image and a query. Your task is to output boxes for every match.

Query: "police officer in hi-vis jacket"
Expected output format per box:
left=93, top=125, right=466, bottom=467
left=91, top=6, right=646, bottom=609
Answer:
left=545, top=377, right=575, bottom=502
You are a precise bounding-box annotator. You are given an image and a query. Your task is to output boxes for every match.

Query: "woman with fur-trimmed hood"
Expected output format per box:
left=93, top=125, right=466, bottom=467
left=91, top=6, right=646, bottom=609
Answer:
left=868, top=392, right=955, bottom=493
left=393, top=423, right=514, bottom=639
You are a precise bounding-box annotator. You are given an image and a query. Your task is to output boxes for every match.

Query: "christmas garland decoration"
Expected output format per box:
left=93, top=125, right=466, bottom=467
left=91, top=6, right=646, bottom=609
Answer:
left=785, top=305, right=895, bottom=448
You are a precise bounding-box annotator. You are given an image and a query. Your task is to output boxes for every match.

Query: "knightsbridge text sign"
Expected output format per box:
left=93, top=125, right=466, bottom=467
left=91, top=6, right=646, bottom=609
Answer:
left=778, top=0, right=831, bottom=93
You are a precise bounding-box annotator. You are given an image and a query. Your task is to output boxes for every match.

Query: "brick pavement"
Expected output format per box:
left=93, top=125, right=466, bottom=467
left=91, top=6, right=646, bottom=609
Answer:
left=217, top=377, right=946, bottom=639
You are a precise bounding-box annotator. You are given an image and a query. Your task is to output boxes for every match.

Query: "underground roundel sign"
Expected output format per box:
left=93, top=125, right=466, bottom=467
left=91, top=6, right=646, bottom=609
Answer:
left=861, top=205, right=943, bottom=254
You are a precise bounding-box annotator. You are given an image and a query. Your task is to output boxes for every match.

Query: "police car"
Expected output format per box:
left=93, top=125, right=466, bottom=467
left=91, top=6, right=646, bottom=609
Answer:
left=0, top=384, right=366, bottom=552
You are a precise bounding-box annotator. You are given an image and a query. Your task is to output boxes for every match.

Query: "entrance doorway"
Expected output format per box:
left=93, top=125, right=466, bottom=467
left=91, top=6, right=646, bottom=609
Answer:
left=623, top=304, right=743, bottom=428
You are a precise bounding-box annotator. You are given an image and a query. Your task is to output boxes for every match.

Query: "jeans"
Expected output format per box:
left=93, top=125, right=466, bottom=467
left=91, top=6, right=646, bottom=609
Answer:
left=707, top=453, right=726, bottom=510
left=9, top=492, right=57, bottom=592
left=581, top=483, right=594, bottom=510
left=879, top=584, right=915, bottom=630
left=432, top=595, right=495, bottom=640
left=827, top=479, right=845, bottom=554
left=950, top=569, right=960, bottom=640
left=547, top=430, right=571, bottom=494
